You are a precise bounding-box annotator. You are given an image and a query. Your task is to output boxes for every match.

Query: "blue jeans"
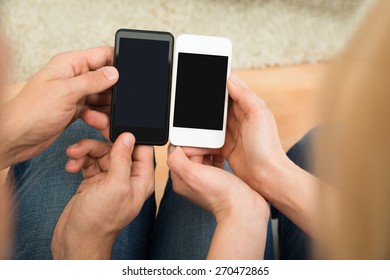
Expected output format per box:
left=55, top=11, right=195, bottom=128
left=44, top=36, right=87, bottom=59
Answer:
left=11, top=120, right=311, bottom=259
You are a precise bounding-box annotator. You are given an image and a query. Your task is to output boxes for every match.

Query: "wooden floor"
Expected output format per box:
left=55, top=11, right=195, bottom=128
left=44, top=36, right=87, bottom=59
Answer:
left=154, top=63, right=327, bottom=204
left=0, top=63, right=327, bottom=205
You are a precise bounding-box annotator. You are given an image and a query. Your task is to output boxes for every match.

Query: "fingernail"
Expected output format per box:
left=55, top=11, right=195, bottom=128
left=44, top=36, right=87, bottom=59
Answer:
left=67, top=159, right=77, bottom=166
left=230, top=75, right=243, bottom=87
left=168, top=145, right=176, bottom=154
left=122, top=134, right=134, bottom=148
left=103, top=66, right=118, bottom=81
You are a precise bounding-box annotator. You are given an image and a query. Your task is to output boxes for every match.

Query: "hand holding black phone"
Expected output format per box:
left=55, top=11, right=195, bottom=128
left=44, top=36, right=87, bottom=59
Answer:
left=110, top=29, right=174, bottom=145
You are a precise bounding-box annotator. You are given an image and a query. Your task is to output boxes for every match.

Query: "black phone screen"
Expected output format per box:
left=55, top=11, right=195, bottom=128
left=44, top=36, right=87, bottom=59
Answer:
left=110, top=29, right=173, bottom=145
left=173, top=53, right=228, bottom=131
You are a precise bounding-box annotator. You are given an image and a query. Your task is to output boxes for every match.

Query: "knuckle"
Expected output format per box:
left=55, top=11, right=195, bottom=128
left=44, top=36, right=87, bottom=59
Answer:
left=102, top=46, right=114, bottom=56
left=235, top=85, right=250, bottom=96
left=85, top=71, right=102, bottom=88
left=262, top=107, right=274, bottom=119
left=252, top=98, right=268, bottom=114
left=256, top=97, right=267, bottom=109
left=101, top=46, right=114, bottom=63
left=49, top=53, right=64, bottom=64
left=111, top=149, right=131, bottom=164
left=76, top=138, right=90, bottom=146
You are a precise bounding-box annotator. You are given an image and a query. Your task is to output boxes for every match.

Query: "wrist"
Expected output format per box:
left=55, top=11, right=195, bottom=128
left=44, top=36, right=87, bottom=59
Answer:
left=52, top=226, right=117, bottom=260
left=208, top=192, right=269, bottom=260
left=251, top=154, right=296, bottom=200
left=0, top=105, right=22, bottom=169
left=0, top=101, right=38, bottom=168
left=0, top=127, right=12, bottom=170
left=251, top=153, right=319, bottom=237
left=214, top=190, right=270, bottom=227
left=0, top=153, right=9, bottom=171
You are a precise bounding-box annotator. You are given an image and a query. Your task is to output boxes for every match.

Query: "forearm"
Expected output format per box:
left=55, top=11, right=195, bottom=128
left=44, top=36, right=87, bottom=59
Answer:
left=254, top=157, right=320, bottom=241
left=0, top=112, right=22, bottom=170
left=0, top=125, right=15, bottom=170
left=3, top=82, right=27, bottom=104
left=52, top=232, right=115, bottom=260
left=0, top=82, right=27, bottom=169
left=207, top=203, right=269, bottom=260
left=0, top=129, right=12, bottom=170
left=0, top=179, right=13, bottom=259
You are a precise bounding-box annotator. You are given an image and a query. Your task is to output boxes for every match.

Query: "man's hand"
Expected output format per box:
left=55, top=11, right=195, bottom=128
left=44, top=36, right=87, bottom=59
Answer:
left=0, top=47, right=118, bottom=169
left=51, top=133, right=155, bottom=259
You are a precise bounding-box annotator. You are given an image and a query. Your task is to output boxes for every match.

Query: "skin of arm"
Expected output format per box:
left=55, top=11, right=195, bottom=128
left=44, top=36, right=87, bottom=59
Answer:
left=3, top=82, right=27, bottom=104
left=207, top=197, right=269, bottom=260
left=0, top=82, right=26, bottom=171
left=253, top=156, right=320, bottom=240
left=0, top=171, right=13, bottom=259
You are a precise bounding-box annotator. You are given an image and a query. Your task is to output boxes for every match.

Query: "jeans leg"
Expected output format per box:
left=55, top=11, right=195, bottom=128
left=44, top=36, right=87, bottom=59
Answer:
left=148, top=175, right=215, bottom=260
left=275, top=128, right=317, bottom=260
left=11, top=120, right=156, bottom=259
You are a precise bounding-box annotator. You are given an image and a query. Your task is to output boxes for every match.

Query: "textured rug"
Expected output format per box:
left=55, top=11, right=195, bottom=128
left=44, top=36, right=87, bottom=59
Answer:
left=1, top=0, right=376, bottom=82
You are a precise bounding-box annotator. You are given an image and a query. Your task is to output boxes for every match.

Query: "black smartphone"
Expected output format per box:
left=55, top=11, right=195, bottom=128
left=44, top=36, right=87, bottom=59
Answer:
left=110, top=29, right=174, bottom=145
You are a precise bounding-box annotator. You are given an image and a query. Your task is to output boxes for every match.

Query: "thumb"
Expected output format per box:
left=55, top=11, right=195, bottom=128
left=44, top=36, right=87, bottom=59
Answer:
left=108, top=133, right=135, bottom=182
left=66, top=66, right=119, bottom=103
left=167, top=146, right=205, bottom=188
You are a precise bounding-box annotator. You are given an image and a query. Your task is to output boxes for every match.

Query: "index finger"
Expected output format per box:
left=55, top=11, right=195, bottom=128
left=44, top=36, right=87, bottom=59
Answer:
left=180, top=147, right=222, bottom=157
left=80, top=109, right=110, bottom=141
left=44, top=46, right=115, bottom=80
left=227, top=75, right=267, bottom=112
left=66, top=139, right=111, bottom=160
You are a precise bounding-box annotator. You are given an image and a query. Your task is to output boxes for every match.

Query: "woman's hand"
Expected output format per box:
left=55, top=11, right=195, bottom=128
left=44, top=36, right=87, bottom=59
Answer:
left=167, top=145, right=269, bottom=259
left=51, top=133, right=155, bottom=259
left=0, top=47, right=118, bottom=169
left=182, top=76, right=289, bottom=194
left=223, top=76, right=289, bottom=188
left=224, top=76, right=321, bottom=239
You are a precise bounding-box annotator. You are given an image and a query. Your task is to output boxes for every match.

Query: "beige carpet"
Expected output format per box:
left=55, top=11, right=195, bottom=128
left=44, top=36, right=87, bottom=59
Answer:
left=1, top=0, right=375, bottom=82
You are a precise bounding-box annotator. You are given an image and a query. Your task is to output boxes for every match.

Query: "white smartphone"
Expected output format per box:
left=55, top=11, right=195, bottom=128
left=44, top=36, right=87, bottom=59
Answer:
left=169, top=34, right=232, bottom=148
